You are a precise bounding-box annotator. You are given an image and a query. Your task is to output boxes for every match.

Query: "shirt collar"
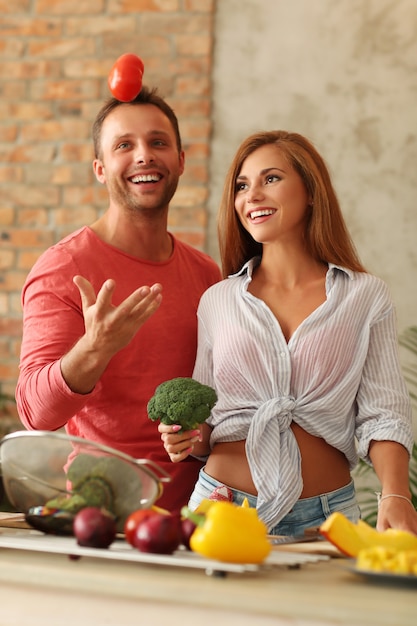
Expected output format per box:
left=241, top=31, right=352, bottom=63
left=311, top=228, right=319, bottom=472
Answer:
left=328, top=263, right=355, bottom=280
left=229, top=256, right=260, bottom=279
left=230, top=258, right=355, bottom=281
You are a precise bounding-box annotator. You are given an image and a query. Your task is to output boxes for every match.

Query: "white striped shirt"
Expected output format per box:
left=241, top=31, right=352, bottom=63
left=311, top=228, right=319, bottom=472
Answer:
left=193, top=258, right=413, bottom=529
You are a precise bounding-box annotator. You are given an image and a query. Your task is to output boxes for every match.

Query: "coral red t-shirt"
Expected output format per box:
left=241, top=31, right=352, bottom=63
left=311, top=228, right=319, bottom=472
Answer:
left=16, top=227, right=221, bottom=512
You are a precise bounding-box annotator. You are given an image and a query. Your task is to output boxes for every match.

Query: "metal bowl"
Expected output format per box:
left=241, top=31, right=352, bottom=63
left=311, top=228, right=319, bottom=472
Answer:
left=0, top=430, right=171, bottom=534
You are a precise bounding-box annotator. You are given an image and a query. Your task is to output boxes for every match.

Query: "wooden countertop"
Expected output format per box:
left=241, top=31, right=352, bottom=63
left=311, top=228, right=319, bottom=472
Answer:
left=0, top=516, right=415, bottom=626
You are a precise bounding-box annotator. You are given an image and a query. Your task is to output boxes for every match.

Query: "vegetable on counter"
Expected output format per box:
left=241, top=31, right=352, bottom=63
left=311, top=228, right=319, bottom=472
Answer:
left=180, top=516, right=197, bottom=550
left=45, top=453, right=144, bottom=532
left=183, top=501, right=271, bottom=564
left=147, top=377, right=217, bottom=432
left=73, top=507, right=117, bottom=549
left=131, top=511, right=183, bottom=554
left=320, top=511, right=417, bottom=557
left=124, top=506, right=170, bottom=547
left=356, top=545, right=417, bottom=575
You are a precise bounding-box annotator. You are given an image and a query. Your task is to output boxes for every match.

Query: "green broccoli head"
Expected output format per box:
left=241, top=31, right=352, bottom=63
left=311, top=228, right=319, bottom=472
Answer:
left=45, top=493, right=87, bottom=514
left=147, top=377, right=217, bottom=431
left=64, top=453, right=144, bottom=531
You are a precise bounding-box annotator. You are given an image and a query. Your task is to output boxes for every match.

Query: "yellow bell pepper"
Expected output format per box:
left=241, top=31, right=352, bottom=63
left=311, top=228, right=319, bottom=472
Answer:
left=195, top=498, right=215, bottom=514
left=189, top=501, right=271, bottom=564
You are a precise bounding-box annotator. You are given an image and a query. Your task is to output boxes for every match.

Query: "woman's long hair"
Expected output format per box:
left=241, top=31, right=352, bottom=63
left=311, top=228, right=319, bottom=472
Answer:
left=217, top=130, right=366, bottom=278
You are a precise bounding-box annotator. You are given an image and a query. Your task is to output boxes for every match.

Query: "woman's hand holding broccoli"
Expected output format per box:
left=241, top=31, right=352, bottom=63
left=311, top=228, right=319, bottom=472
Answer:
left=158, top=422, right=207, bottom=462
left=147, top=377, right=217, bottom=463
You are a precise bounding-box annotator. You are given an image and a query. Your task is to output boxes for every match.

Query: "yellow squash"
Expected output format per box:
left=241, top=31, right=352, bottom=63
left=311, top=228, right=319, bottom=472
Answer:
left=357, top=546, right=417, bottom=575
left=320, top=512, right=417, bottom=557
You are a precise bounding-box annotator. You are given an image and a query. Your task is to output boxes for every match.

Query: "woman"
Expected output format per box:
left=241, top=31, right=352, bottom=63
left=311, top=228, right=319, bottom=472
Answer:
left=159, top=130, right=417, bottom=535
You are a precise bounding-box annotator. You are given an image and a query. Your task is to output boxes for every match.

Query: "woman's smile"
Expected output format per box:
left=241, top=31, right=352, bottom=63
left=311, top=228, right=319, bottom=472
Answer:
left=235, top=143, right=309, bottom=242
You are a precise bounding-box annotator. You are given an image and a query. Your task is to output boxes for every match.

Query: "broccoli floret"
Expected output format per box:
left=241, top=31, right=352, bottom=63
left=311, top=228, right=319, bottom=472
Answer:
left=67, top=454, right=144, bottom=531
left=147, top=377, right=217, bottom=431
left=46, top=477, right=114, bottom=513
left=45, top=493, right=87, bottom=514
left=74, top=475, right=114, bottom=510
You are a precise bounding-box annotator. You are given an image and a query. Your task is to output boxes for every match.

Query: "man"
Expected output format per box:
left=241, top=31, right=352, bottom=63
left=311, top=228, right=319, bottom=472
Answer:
left=16, top=87, right=221, bottom=511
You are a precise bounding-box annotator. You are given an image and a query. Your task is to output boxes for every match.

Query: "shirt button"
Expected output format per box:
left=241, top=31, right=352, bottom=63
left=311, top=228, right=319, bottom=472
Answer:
left=280, top=352, right=286, bottom=358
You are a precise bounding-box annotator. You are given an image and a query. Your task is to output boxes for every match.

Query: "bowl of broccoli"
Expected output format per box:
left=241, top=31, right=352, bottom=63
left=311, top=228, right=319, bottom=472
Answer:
left=0, top=430, right=171, bottom=534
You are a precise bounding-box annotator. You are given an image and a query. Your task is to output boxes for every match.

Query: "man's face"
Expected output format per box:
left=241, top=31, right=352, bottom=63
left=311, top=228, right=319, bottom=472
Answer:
left=93, top=103, right=185, bottom=215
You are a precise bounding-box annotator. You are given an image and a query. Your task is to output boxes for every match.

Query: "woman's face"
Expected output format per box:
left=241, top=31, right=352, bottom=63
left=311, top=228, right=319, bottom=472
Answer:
left=234, top=143, right=310, bottom=245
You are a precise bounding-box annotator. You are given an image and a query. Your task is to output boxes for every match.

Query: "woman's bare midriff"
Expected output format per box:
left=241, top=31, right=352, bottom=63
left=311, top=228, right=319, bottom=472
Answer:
left=204, top=422, right=351, bottom=499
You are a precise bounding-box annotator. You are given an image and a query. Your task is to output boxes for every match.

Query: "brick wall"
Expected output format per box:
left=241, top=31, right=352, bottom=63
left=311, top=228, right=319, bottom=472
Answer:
left=0, top=0, right=216, bottom=401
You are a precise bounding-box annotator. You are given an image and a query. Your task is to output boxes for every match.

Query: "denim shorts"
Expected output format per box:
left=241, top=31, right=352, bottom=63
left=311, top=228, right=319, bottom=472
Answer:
left=188, top=467, right=361, bottom=535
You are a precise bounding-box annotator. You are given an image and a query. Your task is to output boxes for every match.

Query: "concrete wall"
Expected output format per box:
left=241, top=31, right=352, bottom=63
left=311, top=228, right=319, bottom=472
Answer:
left=208, top=0, right=417, bottom=334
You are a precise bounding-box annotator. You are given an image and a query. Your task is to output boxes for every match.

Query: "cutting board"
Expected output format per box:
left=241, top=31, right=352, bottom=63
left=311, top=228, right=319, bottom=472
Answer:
left=0, top=512, right=31, bottom=529
left=0, top=512, right=341, bottom=559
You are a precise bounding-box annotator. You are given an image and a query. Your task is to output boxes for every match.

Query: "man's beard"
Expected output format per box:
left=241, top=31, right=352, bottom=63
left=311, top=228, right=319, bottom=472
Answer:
left=107, top=176, right=179, bottom=214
